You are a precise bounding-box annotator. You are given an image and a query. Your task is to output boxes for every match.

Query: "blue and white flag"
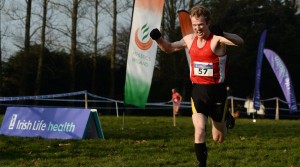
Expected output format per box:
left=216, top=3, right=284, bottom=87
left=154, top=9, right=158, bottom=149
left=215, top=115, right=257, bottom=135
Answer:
left=263, top=49, right=298, bottom=113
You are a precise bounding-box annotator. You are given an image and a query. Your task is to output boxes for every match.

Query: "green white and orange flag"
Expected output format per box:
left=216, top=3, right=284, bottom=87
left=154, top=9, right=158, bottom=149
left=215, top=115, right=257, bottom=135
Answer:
left=124, top=0, right=164, bottom=108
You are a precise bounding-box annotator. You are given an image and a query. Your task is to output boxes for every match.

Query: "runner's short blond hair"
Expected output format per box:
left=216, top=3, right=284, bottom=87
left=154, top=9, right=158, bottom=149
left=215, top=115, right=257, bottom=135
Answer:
left=190, top=5, right=211, bottom=24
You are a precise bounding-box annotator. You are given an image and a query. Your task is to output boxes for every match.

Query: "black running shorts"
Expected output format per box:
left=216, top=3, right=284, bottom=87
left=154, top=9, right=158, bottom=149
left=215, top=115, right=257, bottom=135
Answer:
left=191, top=83, right=227, bottom=122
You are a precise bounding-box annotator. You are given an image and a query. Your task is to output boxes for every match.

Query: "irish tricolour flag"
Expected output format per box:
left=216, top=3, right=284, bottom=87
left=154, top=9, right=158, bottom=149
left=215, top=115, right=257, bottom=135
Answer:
left=124, top=0, right=164, bottom=108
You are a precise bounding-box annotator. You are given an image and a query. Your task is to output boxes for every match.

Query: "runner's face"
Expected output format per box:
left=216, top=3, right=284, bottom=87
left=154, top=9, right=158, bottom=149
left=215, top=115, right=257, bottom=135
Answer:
left=191, top=16, right=209, bottom=38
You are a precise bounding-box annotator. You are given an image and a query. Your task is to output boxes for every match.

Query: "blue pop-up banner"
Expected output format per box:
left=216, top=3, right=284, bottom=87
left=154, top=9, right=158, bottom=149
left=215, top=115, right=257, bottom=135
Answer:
left=264, top=49, right=298, bottom=113
left=0, top=107, right=104, bottom=139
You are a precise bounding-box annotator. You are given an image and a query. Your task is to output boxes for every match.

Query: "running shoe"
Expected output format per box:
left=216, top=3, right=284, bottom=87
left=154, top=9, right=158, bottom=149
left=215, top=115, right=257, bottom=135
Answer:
left=226, top=112, right=235, bottom=129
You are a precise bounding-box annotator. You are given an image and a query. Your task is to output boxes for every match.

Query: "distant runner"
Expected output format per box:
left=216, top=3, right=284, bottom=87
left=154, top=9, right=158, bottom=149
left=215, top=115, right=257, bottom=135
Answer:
left=171, top=88, right=182, bottom=116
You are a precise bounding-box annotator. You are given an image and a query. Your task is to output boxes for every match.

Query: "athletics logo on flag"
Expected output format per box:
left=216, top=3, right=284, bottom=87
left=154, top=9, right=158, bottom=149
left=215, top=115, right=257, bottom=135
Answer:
left=135, top=23, right=153, bottom=50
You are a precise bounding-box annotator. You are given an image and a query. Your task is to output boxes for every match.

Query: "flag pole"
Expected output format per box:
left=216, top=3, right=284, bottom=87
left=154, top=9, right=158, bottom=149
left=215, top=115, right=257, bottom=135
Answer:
left=275, top=97, right=279, bottom=120
left=173, top=104, right=176, bottom=127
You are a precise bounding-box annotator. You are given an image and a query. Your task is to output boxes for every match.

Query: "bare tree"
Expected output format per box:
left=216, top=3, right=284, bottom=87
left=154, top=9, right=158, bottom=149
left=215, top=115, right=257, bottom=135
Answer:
left=69, top=0, right=79, bottom=92
left=3, top=0, right=51, bottom=95
left=0, top=0, right=5, bottom=95
left=100, top=0, right=131, bottom=98
left=79, top=0, right=106, bottom=93
left=49, top=0, right=87, bottom=92
left=19, top=0, right=32, bottom=95
left=91, top=0, right=100, bottom=93
left=34, top=0, right=49, bottom=95
left=108, top=0, right=116, bottom=98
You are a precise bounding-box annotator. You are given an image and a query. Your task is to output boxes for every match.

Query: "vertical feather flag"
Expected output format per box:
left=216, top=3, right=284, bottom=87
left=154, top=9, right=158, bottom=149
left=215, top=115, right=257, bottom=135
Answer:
left=253, top=30, right=267, bottom=110
left=124, top=0, right=164, bottom=108
left=177, top=10, right=193, bottom=71
left=263, top=49, right=298, bottom=113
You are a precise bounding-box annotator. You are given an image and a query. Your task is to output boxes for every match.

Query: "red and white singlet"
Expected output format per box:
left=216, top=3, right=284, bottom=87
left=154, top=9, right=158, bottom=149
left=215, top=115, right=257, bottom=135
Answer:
left=189, top=34, right=227, bottom=84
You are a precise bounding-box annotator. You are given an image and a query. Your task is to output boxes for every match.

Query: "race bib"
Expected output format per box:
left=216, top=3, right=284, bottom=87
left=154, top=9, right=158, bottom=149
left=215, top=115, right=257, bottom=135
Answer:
left=193, top=62, right=213, bottom=76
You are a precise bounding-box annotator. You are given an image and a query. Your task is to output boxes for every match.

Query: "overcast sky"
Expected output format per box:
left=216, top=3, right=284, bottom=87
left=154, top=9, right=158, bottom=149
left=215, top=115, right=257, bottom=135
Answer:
left=0, top=0, right=133, bottom=61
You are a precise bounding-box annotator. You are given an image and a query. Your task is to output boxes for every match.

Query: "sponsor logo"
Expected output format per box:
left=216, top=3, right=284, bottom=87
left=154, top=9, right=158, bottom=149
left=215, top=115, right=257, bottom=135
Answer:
left=7, top=114, right=75, bottom=132
left=274, top=56, right=287, bottom=77
left=8, top=114, right=17, bottom=130
left=135, top=23, right=153, bottom=50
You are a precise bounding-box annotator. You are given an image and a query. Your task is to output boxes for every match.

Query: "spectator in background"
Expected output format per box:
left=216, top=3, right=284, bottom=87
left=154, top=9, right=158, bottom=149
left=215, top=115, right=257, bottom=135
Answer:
left=244, top=98, right=265, bottom=116
left=244, top=98, right=256, bottom=115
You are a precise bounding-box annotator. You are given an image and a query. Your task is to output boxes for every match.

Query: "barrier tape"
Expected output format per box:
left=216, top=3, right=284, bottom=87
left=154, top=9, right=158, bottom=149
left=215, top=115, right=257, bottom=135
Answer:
left=0, top=90, right=298, bottom=110
left=0, top=91, right=87, bottom=102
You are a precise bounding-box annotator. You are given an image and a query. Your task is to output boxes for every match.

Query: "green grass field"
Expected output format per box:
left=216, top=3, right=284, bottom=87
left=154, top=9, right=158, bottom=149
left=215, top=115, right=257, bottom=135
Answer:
left=1, top=115, right=300, bottom=167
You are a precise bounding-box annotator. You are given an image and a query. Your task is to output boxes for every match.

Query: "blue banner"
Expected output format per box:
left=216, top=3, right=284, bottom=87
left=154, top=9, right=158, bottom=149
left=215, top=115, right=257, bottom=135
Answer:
left=0, top=107, right=104, bottom=139
left=263, top=49, right=298, bottom=113
left=253, top=30, right=267, bottom=110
